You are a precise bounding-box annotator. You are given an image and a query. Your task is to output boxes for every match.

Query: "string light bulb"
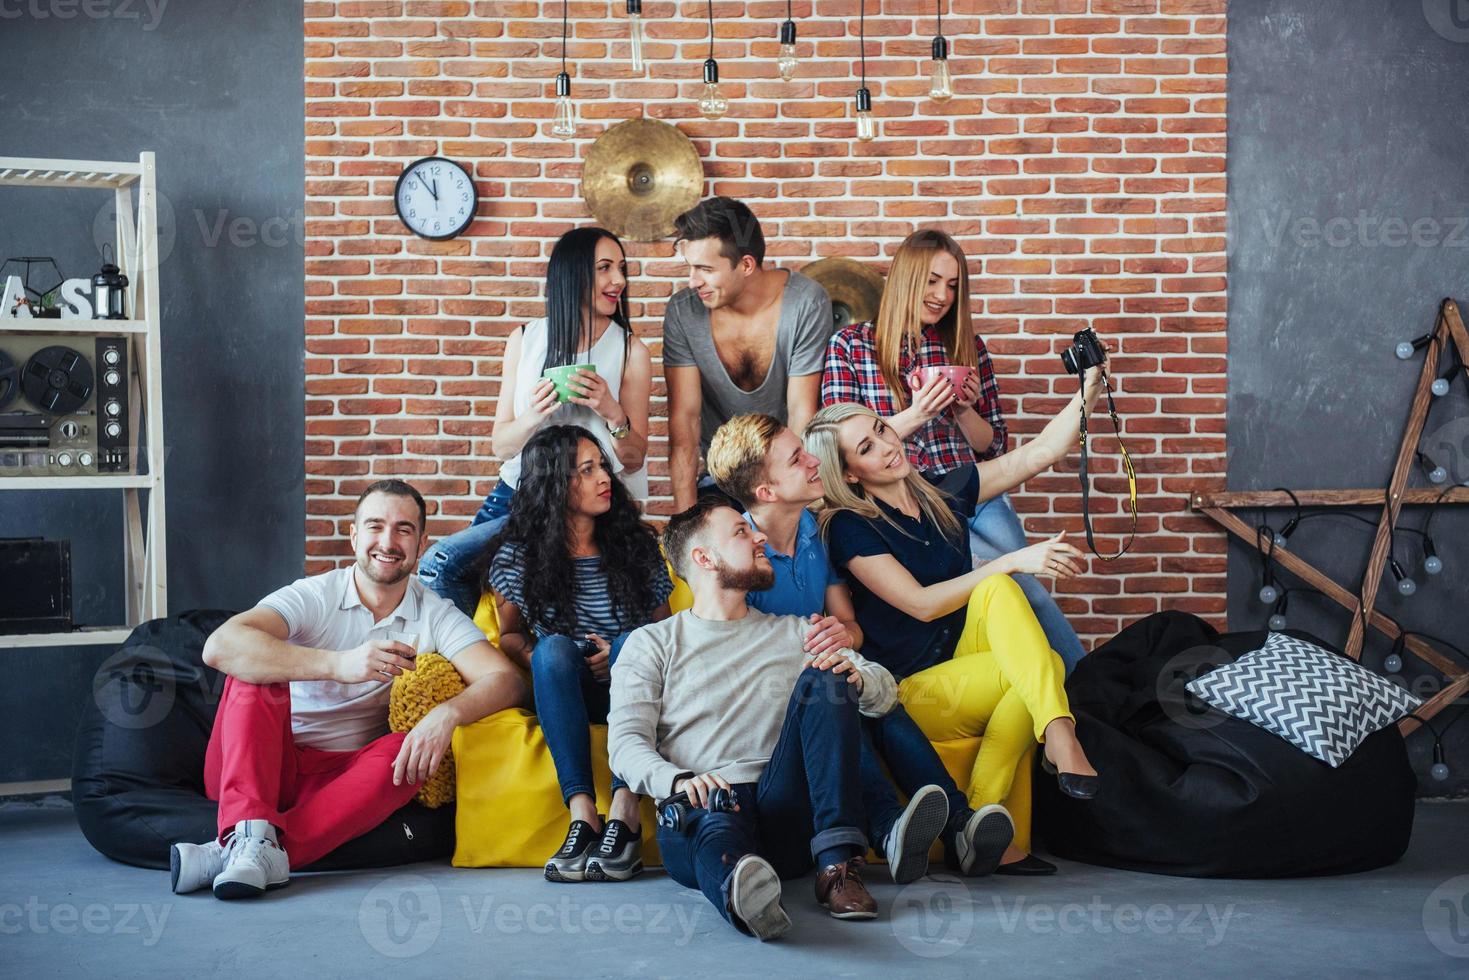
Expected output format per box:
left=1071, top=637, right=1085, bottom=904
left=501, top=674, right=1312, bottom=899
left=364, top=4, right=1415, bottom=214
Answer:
left=626, top=0, right=645, bottom=75
left=1389, top=558, right=1418, bottom=597
left=1268, top=592, right=1289, bottom=632
left=1423, top=536, right=1443, bottom=576
left=1396, top=334, right=1434, bottom=360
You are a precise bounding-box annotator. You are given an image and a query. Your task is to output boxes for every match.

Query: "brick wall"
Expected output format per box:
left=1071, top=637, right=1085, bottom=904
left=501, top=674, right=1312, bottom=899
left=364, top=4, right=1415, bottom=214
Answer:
left=302, top=0, right=1229, bottom=645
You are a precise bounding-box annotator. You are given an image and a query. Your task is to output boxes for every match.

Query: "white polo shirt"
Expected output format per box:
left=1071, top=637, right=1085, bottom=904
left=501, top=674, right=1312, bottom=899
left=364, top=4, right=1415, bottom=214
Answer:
left=258, top=566, right=488, bottom=752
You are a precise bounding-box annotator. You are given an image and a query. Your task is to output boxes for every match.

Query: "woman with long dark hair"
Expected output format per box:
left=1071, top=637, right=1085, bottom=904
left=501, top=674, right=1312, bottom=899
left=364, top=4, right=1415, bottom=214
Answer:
left=419, top=226, right=653, bottom=614
left=821, top=228, right=1087, bottom=672
left=487, top=425, right=671, bottom=883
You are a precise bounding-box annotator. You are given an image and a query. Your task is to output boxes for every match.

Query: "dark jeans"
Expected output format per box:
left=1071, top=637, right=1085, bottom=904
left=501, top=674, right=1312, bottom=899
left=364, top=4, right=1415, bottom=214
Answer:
left=655, top=668, right=869, bottom=930
left=531, top=633, right=630, bottom=805
left=417, top=481, right=516, bottom=616
left=859, top=704, right=973, bottom=850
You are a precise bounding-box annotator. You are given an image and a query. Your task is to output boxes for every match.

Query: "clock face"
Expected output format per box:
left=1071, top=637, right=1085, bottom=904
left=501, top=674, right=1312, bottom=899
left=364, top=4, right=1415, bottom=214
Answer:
left=394, top=157, right=476, bottom=240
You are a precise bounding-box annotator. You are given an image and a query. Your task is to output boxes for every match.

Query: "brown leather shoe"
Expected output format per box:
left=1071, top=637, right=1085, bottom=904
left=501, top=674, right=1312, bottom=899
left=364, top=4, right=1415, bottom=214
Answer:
left=814, top=856, right=878, bottom=920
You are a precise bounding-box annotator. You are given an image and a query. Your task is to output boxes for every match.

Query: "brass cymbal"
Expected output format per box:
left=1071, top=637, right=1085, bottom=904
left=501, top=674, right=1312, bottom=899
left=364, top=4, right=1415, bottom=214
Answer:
left=581, top=118, right=705, bottom=242
left=802, top=257, right=886, bottom=329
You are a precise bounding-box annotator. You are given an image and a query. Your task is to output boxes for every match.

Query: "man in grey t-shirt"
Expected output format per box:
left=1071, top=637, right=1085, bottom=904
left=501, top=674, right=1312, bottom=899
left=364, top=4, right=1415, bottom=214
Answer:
left=663, top=197, right=835, bottom=510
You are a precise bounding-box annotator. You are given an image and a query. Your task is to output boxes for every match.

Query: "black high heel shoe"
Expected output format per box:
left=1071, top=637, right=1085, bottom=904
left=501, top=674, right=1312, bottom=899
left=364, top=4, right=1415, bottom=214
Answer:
left=1040, top=757, right=1101, bottom=800
left=995, top=854, right=1057, bottom=877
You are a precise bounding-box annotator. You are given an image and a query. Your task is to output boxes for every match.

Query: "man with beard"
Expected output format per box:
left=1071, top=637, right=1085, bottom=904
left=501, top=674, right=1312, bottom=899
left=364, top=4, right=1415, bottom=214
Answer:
left=608, top=498, right=905, bottom=940
left=171, top=480, right=525, bottom=900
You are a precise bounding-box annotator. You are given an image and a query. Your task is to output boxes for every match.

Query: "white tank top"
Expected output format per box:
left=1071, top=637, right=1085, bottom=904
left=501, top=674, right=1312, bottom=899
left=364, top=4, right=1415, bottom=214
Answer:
left=496, top=317, right=649, bottom=500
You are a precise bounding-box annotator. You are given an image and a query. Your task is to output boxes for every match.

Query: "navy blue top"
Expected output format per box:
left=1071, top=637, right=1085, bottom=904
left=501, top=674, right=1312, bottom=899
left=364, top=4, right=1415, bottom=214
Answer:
left=745, top=509, right=840, bottom=618
left=826, top=466, right=979, bottom=679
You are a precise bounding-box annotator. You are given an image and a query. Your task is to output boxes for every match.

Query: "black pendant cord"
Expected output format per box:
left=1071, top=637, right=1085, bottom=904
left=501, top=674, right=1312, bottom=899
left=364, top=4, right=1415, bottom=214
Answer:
left=561, top=0, right=568, bottom=73
left=707, top=0, right=715, bottom=61
left=936, top=0, right=942, bottom=39
left=786, top=0, right=792, bottom=22
left=859, top=0, right=867, bottom=89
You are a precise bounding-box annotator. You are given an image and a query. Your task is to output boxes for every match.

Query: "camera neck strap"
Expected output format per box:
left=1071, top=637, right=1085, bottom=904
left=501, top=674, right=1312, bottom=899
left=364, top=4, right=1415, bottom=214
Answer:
left=1077, top=370, right=1138, bottom=561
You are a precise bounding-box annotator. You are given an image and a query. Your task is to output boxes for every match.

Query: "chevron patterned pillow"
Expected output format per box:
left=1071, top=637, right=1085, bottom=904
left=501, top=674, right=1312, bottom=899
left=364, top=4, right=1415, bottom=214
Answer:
left=1186, top=632, right=1421, bottom=767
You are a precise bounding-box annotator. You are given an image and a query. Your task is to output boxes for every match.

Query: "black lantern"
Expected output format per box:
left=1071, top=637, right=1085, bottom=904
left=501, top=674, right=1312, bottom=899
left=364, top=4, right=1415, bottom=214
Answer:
left=91, top=245, right=128, bottom=320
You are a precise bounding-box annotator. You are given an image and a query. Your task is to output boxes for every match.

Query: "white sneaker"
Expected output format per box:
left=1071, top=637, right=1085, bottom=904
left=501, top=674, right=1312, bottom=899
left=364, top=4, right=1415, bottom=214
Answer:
left=170, top=837, right=230, bottom=894
left=727, top=855, right=789, bottom=941
left=212, top=820, right=290, bottom=900
left=883, top=784, right=949, bottom=885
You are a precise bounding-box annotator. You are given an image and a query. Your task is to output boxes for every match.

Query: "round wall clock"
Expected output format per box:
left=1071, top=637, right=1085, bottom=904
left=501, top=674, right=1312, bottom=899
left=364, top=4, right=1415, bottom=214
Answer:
left=394, top=157, right=476, bottom=240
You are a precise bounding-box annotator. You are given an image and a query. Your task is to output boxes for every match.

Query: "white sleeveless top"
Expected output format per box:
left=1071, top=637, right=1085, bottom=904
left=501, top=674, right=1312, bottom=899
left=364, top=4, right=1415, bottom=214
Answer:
left=496, top=318, right=649, bottom=500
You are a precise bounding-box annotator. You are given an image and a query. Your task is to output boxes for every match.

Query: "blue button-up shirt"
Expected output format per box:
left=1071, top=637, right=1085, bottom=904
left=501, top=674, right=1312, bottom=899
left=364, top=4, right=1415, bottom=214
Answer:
left=744, top=509, right=840, bottom=618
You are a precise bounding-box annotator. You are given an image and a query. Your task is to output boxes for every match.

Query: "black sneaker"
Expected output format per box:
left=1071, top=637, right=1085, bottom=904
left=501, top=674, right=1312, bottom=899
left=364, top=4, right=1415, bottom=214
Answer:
left=545, top=820, right=600, bottom=883
left=881, top=784, right=949, bottom=885
left=953, top=804, right=1014, bottom=877
left=584, top=818, right=643, bottom=882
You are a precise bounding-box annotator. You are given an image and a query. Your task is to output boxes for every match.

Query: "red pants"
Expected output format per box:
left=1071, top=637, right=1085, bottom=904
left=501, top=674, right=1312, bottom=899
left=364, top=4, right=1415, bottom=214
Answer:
left=204, top=677, right=419, bottom=868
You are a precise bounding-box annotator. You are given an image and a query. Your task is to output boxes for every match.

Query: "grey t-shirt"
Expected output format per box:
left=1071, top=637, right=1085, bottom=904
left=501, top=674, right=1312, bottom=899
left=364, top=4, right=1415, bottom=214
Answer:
left=662, top=270, right=834, bottom=450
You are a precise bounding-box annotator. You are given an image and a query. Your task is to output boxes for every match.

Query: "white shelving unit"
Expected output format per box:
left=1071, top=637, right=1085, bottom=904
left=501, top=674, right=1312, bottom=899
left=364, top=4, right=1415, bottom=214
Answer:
left=0, top=153, right=168, bottom=649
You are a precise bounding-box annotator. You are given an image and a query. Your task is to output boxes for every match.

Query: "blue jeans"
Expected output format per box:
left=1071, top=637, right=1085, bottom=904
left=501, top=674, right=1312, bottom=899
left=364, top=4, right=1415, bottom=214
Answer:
left=530, top=633, right=630, bottom=805
left=858, top=705, right=973, bottom=850
left=417, top=481, right=516, bottom=616
left=969, top=491, right=1087, bottom=674
left=656, top=668, right=869, bottom=932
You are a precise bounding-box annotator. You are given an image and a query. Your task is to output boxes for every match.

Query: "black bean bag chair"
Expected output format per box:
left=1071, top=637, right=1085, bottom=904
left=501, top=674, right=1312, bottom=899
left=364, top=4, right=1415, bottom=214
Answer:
left=73, top=610, right=455, bottom=871
left=1033, top=611, right=1416, bottom=878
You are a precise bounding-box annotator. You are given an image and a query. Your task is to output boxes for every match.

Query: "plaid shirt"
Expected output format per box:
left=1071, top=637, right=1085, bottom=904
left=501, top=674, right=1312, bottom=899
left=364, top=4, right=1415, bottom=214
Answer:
left=821, top=321, right=1007, bottom=475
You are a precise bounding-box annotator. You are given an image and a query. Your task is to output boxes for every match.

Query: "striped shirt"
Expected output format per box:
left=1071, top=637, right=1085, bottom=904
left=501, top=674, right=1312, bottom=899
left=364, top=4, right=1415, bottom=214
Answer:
left=489, top=541, right=673, bottom=639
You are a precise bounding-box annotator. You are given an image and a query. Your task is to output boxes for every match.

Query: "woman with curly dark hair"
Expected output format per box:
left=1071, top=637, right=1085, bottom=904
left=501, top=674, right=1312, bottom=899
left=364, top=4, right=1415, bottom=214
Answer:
left=486, top=424, right=672, bottom=884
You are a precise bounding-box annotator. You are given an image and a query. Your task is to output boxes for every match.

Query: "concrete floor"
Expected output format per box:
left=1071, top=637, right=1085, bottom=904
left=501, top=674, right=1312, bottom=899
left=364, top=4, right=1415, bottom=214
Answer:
left=2, top=799, right=1466, bottom=979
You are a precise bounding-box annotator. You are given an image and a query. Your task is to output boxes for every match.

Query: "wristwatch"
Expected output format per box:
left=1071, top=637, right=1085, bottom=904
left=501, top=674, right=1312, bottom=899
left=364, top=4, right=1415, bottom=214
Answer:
left=608, top=416, right=631, bottom=440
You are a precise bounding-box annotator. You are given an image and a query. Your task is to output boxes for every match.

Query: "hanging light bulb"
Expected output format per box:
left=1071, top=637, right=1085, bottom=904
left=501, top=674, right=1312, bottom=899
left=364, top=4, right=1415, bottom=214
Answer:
left=1384, top=651, right=1404, bottom=673
left=1258, top=582, right=1279, bottom=604
left=551, top=71, right=576, bottom=139
left=778, top=17, right=798, bottom=82
left=626, top=0, right=645, bottom=75
left=854, top=0, right=875, bottom=141
left=550, top=0, right=575, bottom=139
left=697, top=59, right=728, bottom=119
left=855, top=87, right=876, bottom=142
left=696, top=0, right=728, bottom=119
left=928, top=36, right=953, bottom=102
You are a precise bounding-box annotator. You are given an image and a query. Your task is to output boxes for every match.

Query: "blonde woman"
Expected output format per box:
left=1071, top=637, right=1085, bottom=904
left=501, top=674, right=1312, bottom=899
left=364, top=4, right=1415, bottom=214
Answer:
left=804, top=398, right=1103, bottom=873
left=821, top=228, right=1087, bottom=672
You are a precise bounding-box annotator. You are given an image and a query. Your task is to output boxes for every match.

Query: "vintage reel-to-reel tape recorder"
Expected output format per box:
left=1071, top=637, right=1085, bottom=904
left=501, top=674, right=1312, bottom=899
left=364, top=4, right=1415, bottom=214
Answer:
left=0, top=334, right=131, bottom=476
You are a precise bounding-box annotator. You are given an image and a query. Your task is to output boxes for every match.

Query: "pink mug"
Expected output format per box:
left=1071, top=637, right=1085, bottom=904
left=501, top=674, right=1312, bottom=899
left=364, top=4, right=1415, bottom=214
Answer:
left=908, top=365, right=974, bottom=392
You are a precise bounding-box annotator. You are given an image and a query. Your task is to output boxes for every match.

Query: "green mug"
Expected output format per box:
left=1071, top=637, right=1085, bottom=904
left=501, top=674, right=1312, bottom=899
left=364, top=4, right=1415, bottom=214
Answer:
left=541, top=363, right=597, bottom=403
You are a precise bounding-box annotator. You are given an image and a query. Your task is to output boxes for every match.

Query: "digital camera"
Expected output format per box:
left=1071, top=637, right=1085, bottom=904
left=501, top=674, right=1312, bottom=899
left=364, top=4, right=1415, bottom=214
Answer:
left=1060, top=328, right=1107, bottom=376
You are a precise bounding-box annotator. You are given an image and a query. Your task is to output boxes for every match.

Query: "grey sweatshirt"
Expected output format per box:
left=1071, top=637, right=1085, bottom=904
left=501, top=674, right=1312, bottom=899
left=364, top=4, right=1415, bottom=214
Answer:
left=607, top=608, right=898, bottom=800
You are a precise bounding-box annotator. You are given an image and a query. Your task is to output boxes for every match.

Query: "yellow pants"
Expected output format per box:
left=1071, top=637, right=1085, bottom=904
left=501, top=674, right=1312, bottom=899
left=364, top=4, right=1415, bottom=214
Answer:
left=896, top=574, right=1072, bottom=852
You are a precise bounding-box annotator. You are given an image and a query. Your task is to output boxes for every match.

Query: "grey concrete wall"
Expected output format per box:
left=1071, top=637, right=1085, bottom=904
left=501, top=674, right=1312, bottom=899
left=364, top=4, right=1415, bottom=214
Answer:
left=0, top=1, right=305, bottom=782
left=1228, top=0, right=1469, bottom=796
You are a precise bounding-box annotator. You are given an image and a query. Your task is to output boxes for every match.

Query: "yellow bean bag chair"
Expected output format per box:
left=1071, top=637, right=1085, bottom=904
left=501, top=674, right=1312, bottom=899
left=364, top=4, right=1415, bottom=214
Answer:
left=452, top=576, right=1033, bottom=867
